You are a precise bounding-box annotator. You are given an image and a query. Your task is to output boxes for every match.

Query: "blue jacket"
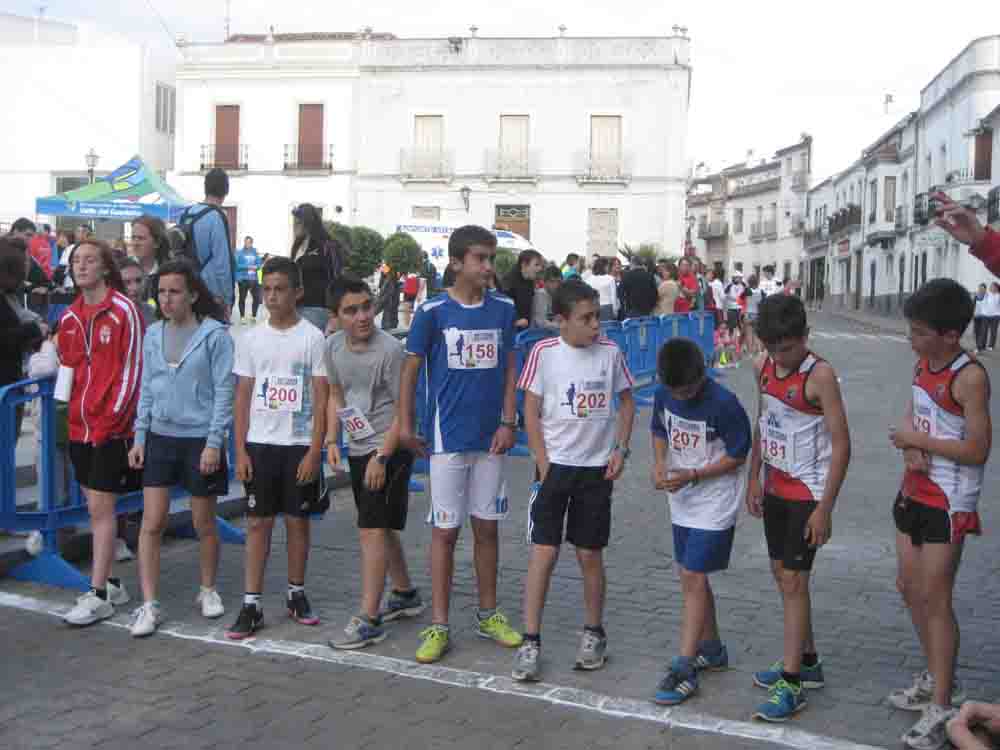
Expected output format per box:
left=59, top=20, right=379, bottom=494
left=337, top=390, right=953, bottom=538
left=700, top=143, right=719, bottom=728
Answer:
left=235, top=248, right=261, bottom=283
left=181, top=203, right=235, bottom=307
left=133, top=317, right=235, bottom=449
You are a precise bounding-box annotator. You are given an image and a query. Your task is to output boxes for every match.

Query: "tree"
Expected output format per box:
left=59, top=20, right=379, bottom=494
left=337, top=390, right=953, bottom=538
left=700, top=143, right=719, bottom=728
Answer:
left=493, top=248, right=517, bottom=280
left=347, top=226, right=384, bottom=279
left=382, top=232, right=424, bottom=276
left=324, top=221, right=353, bottom=254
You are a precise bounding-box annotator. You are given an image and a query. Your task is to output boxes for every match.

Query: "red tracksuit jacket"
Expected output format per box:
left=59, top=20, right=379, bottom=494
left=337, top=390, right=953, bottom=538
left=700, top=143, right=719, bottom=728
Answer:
left=57, top=288, right=143, bottom=445
left=971, top=227, right=1000, bottom=279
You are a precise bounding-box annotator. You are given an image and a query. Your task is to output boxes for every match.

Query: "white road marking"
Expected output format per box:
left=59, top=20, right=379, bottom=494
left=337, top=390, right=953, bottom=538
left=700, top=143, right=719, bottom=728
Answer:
left=0, top=590, right=884, bottom=750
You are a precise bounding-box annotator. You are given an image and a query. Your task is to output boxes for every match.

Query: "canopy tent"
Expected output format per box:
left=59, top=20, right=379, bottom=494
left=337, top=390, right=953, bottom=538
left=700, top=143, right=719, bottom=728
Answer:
left=35, top=156, right=191, bottom=222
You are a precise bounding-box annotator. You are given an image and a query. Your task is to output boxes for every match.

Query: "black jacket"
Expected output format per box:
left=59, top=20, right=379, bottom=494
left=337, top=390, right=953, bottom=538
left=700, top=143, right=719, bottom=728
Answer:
left=621, top=268, right=659, bottom=317
left=502, top=269, right=535, bottom=324
left=0, top=293, right=43, bottom=388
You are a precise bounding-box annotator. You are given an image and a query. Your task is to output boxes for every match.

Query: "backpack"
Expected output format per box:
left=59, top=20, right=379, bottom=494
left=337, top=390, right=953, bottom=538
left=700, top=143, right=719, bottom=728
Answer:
left=174, top=205, right=231, bottom=271
left=403, top=274, right=420, bottom=297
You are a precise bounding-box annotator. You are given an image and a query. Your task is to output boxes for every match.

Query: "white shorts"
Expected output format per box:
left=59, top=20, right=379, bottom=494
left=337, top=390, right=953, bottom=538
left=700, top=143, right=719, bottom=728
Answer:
left=427, top=452, right=508, bottom=529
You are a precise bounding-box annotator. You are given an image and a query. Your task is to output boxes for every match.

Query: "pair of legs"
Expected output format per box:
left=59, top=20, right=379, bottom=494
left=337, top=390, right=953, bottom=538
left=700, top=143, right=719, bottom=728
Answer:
left=244, top=514, right=311, bottom=594
left=896, top=532, right=964, bottom=707
left=138, top=490, right=219, bottom=602
left=431, top=518, right=499, bottom=623
left=83, top=487, right=118, bottom=591
left=521, top=543, right=605, bottom=635
left=769, top=560, right=817, bottom=675
left=986, top=317, right=1000, bottom=349
left=973, top=317, right=988, bottom=352
left=237, top=281, right=261, bottom=319
left=678, top=566, right=721, bottom=658
left=359, top=528, right=413, bottom=619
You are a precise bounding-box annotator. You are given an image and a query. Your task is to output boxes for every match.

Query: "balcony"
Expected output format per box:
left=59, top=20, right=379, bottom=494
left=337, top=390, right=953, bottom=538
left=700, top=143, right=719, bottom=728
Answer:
left=283, top=144, right=333, bottom=173
left=575, top=152, right=632, bottom=185
left=828, top=204, right=862, bottom=239
left=484, top=149, right=539, bottom=183
left=789, top=214, right=805, bottom=236
left=697, top=220, right=729, bottom=240
left=200, top=144, right=248, bottom=172
left=749, top=219, right=778, bottom=242
left=687, top=192, right=715, bottom=207
left=400, top=148, right=454, bottom=182
left=730, top=176, right=781, bottom=198
left=790, top=170, right=809, bottom=192
left=895, top=205, right=909, bottom=234
left=804, top=225, right=828, bottom=249
left=913, top=193, right=929, bottom=226
left=989, top=186, right=1000, bottom=225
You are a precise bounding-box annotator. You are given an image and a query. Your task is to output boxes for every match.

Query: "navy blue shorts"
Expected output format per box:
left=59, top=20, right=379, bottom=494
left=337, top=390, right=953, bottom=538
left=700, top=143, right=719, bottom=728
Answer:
left=672, top=524, right=735, bottom=573
left=142, top=433, right=229, bottom=498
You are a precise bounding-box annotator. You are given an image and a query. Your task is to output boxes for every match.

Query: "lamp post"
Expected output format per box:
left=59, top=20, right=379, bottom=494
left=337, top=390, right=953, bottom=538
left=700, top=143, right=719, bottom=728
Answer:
left=685, top=215, right=696, bottom=256
left=85, top=148, right=100, bottom=184
left=460, top=185, right=471, bottom=213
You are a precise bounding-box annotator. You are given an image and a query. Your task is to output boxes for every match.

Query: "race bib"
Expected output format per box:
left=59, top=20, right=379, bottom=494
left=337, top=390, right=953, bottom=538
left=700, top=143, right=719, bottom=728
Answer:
left=761, top=421, right=793, bottom=473
left=912, top=400, right=937, bottom=437
left=445, top=328, right=499, bottom=370
left=667, top=412, right=707, bottom=465
left=255, top=375, right=303, bottom=413
left=560, top=379, right=610, bottom=420
left=338, top=406, right=376, bottom=442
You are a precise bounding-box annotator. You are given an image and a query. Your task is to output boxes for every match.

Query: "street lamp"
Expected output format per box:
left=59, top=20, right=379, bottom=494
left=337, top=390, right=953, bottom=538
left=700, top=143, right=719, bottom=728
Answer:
left=460, top=185, right=471, bottom=213
left=85, top=148, right=100, bottom=184
left=684, top=215, right=696, bottom=257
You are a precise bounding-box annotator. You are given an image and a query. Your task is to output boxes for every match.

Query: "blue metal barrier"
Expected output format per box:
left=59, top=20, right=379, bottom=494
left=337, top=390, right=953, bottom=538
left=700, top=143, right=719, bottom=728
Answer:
left=0, top=377, right=245, bottom=592
left=513, top=329, right=559, bottom=450
left=622, top=317, right=661, bottom=406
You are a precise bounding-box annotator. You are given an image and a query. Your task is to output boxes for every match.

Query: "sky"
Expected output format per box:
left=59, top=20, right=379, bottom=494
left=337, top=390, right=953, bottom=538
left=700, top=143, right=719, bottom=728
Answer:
left=10, top=0, right=989, bottom=182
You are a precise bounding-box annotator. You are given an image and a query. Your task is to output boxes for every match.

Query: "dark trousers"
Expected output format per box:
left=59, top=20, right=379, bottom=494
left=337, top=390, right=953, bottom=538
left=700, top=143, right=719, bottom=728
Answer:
left=987, top=317, right=1000, bottom=350
left=975, top=317, right=988, bottom=351
left=237, top=280, right=260, bottom=318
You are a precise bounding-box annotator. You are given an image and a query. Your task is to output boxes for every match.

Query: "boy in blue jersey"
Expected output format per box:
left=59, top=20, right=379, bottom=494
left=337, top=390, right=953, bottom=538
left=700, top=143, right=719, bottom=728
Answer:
left=399, top=225, right=523, bottom=664
left=649, top=338, right=752, bottom=706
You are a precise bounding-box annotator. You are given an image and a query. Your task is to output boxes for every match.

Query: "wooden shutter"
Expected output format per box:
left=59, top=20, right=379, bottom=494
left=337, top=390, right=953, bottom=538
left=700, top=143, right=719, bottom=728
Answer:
left=884, top=177, right=896, bottom=222
left=499, top=115, right=529, bottom=175
left=974, top=131, right=993, bottom=181
left=413, top=116, right=444, bottom=177
left=589, top=116, right=622, bottom=176
left=215, top=105, right=240, bottom=169
left=298, top=104, right=324, bottom=168
left=587, top=208, right=618, bottom=256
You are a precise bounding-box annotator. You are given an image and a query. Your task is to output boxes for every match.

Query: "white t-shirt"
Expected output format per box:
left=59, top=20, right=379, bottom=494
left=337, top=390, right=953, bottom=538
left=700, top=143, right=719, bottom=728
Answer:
left=517, top=336, right=633, bottom=467
left=726, top=282, right=746, bottom=310
left=983, top=292, right=1000, bottom=317
left=233, top=318, right=327, bottom=446
left=760, top=277, right=783, bottom=297
left=587, top=274, right=619, bottom=313
left=710, top=279, right=725, bottom=311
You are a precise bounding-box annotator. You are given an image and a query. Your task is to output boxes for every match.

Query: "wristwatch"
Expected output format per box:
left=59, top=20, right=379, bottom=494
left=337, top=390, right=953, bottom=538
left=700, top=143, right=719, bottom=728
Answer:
left=500, top=417, right=518, bottom=429
left=374, top=453, right=388, bottom=466
left=614, top=443, right=631, bottom=460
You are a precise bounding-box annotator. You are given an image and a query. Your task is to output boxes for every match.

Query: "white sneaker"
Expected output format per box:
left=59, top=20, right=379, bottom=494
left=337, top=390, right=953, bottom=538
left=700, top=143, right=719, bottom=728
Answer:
left=129, top=602, right=164, bottom=637
left=902, top=704, right=956, bottom=750
left=888, top=671, right=966, bottom=712
left=107, top=580, right=131, bottom=607
left=114, top=538, right=134, bottom=562
left=64, top=590, right=113, bottom=627
left=196, top=589, right=225, bottom=619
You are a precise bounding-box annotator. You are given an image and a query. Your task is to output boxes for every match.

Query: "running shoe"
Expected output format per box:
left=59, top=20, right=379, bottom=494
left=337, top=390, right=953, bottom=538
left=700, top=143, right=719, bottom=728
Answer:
left=287, top=590, right=320, bottom=626
left=381, top=588, right=425, bottom=622
left=196, top=588, right=225, bottom=619
left=752, top=679, right=807, bottom=722
left=511, top=640, right=541, bottom=682
left=888, top=671, right=966, bottom=712
left=415, top=625, right=451, bottom=664
left=476, top=611, right=523, bottom=648
left=653, top=658, right=699, bottom=705
left=753, top=659, right=824, bottom=689
left=225, top=603, right=263, bottom=640
left=129, top=602, right=164, bottom=638
left=63, top=590, right=114, bottom=627
left=114, top=538, right=135, bottom=562
left=107, top=580, right=130, bottom=607
left=902, top=704, right=956, bottom=750
left=330, top=616, right=387, bottom=650
left=694, top=643, right=730, bottom=671
left=574, top=630, right=608, bottom=671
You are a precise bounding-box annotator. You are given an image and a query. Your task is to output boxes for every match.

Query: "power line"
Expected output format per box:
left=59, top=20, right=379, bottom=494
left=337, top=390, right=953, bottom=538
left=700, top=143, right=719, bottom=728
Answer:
left=141, top=0, right=178, bottom=47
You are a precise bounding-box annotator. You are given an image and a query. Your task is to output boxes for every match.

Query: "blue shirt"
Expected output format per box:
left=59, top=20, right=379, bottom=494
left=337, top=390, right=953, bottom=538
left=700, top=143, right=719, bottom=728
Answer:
left=181, top=203, right=235, bottom=307
left=406, top=291, right=516, bottom=453
left=236, top=247, right=261, bottom=282
left=650, top=379, right=751, bottom=459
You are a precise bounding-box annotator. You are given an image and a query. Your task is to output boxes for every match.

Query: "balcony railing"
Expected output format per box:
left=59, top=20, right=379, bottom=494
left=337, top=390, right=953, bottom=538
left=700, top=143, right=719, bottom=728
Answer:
left=913, top=193, right=929, bottom=226
left=791, top=170, right=809, bottom=191
left=895, top=206, right=909, bottom=234
left=400, top=148, right=454, bottom=181
left=804, top=225, right=828, bottom=247
left=789, top=215, right=805, bottom=236
left=731, top=176, right=781, bottom=198
left=200, top=144, right=248, bottom=171
left=283, top=144, right=333, bottom=171
left=575, top=152, right=632, bottom=184
left=484, top=149, right=539, bottom=182
left=828, top=204, right=862, bottom=238
left=697, top=220, right=729, bottom=239
left=687, top=192, right=714, bottom=207
left=989, top=186, right=1000, bottom=225
left=749, top=219, right=778, bottom=242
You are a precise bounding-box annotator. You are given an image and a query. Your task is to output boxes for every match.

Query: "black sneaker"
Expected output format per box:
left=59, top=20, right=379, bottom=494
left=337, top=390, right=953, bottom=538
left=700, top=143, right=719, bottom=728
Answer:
left=225, top=603, right=262, bottom=641
left=287, top=591, right=320, bottom=626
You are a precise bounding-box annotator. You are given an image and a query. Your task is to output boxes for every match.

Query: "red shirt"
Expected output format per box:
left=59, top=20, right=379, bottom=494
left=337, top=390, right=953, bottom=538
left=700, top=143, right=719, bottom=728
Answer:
left=674, top=273, right=698, bottom=313
left=971, top=227, right=1000, bottom=278
left=29, top=235, right=52, bottom=279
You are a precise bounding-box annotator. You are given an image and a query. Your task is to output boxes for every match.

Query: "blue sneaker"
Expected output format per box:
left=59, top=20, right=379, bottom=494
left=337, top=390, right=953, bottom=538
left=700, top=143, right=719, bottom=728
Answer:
left=753, top=659, right=824, bottom=689
left=752, top=679, right=807, bottom=722
left=329, top=615, right=387, bottom=650
left=381, top=589, right=425, bottom=623
left=653, top=658, right=699, bottom=706
left=694, top=643, right=729, bottom=671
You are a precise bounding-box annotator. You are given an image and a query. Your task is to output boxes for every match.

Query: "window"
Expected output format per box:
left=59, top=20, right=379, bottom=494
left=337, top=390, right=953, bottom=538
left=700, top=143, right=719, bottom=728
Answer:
left=589, top=115, right=623, bottom=176
left=414, top=115, right=444, bottom=155
left=974, top=130, right=993, bottom=181
left=155, top=82, right=176, bottom=135
left=734, top=208, right=744, bottom=233
left=869, top=179, right=877, bottom=221
left=297, top=104, right=325, bottom=168
left=499, top=115, right=530, bottom=176
left=884, top=176, right=896, bottom=222
left=412, top=206, right=440, bottom=220
left=783, top=261, right=792, bottom=282
left=786, top=158, right=793, bottom=176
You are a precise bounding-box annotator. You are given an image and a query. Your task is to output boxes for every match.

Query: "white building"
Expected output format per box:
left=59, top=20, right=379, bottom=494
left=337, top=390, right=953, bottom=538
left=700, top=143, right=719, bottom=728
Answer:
left=805, top=35, right=1000, bottom=314
left=0, top=12, right=177, bottom=236
left=686, top=137, right=811, bottom=281
left=169, top=30, right=692, bottom=261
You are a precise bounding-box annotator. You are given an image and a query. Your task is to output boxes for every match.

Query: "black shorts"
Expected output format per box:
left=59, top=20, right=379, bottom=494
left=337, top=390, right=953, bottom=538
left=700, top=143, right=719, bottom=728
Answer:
left=529, top=464, right=613, bottom=549
left=726, top=309, right=741, bottom=333
left=348, top=451, right=414, bottom=530
left=244, top=443, right=328, bottom=518
left=893, top=493, right=978, bottom=545
left=763, top=494, right=819, bottom=571
left=69, top=438, right=143, bottom=495
left=142, top=433, right=229, bottom=498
